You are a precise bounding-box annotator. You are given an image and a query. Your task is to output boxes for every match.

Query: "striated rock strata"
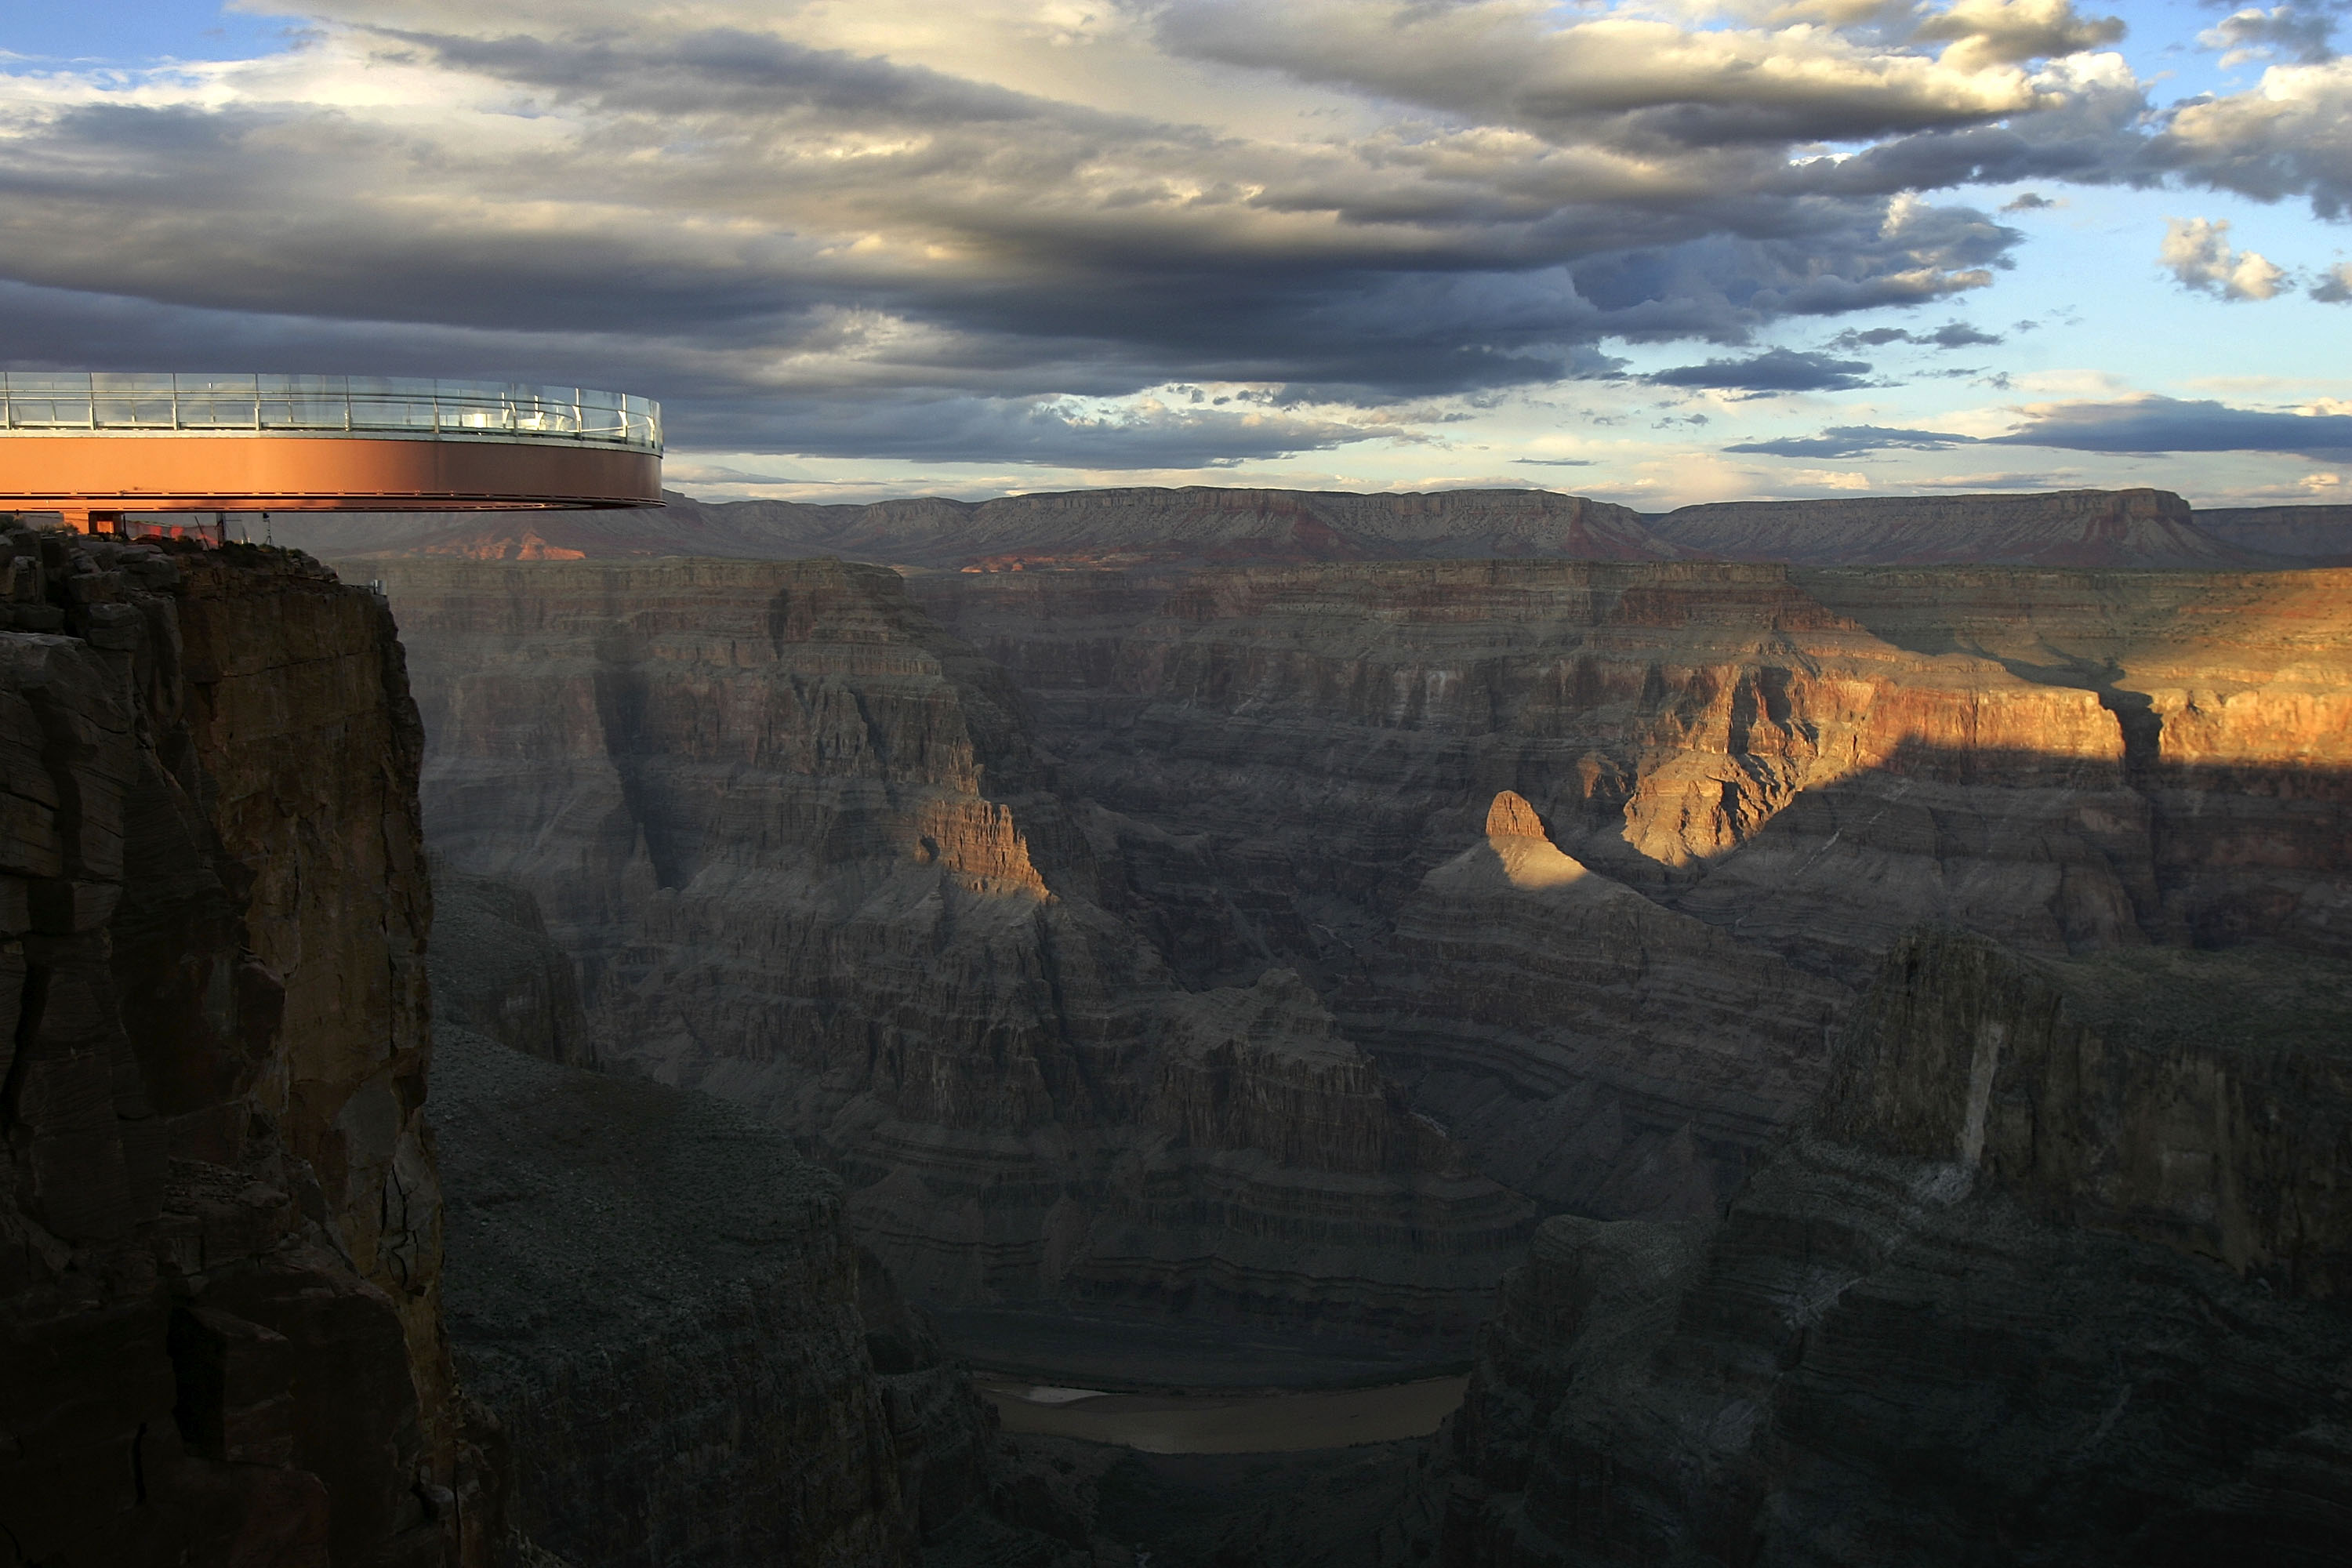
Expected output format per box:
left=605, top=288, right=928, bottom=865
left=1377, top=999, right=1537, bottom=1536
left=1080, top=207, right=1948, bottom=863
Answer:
left=369, top=557, right=1534, bottom=1349
left=1341, top=793, right=1847, bottom=1219
left=1437, top=929, right=2352, bottom=1566
left=912, top=557, right=2347, bottom=1218
left=1776, top=566, right=2352, bottom=960
left=918, top=557, right=2350, bottom=984
left=0, top=527, right=482, bottom=1566
left=429, top=872, right=1106, bottom=1568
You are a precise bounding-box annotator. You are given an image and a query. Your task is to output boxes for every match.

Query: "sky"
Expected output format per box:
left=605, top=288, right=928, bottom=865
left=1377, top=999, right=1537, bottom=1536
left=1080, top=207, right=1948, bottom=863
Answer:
left=0, top=0, right=2347, bottom=509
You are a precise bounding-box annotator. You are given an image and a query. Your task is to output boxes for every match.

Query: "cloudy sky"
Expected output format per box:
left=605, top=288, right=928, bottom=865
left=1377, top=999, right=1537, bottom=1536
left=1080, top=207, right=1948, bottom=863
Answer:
left=2, top=0, right=2347, bottom=507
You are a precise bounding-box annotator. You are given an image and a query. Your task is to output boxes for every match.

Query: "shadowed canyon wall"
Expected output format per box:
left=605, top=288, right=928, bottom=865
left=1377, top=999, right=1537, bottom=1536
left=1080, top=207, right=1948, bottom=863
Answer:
left=370, top=557, right=1534, bottom=1352
left=1436, top=931, right=2352, bottom=1566
left=0, top=528, right=483, bottom=1566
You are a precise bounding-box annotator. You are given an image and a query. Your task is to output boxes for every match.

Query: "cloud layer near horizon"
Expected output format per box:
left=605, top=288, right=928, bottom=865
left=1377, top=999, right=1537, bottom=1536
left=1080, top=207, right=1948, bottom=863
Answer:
left=0, top=0, right=2347, bottom=473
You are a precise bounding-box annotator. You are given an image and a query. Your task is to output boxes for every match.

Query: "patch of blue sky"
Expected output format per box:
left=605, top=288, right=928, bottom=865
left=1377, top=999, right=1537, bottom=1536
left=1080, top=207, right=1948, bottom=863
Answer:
left=0, top=1, right=299, bottom=70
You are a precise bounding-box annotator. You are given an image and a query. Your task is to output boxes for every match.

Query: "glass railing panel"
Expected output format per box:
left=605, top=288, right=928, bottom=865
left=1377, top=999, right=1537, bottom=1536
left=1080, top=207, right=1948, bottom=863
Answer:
left=256, top=398, right=354, bottom=430
left=441, top=405, right=517, bottom=433
left=261, top=374, right=351, bottom=397
left=91, top=396, right=179, bottom=428
left=90, top=372, right=180, bottom=397
left=347, top=398, right=440, bottom=430
left=174, top=397, right=262, bottom=426
left=5, top=372, right=96, bottom=395
left=4, top=397, right=95, bottom=427
left=0, top=372, right=659, bottom=447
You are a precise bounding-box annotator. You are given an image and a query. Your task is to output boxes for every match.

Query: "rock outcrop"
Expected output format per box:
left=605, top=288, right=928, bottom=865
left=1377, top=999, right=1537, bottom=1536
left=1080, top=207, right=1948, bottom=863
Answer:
left=909, top=556, right=2347, bottom=1216
left=918, top=557, right=2350, bottom=986
left=1436, top=930, right=2352, bottom=1566
left=369, top=557, right=1534, bottom=1353
left=0, top=527, right=483, bottom=1566
left=1647, top=487, right=2265, bottom=568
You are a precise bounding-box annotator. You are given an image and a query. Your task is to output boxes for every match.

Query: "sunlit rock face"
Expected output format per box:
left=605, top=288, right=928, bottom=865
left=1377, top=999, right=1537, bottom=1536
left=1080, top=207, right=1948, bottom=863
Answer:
left=917, top=559, right=2350, bottom=985
left=371, top=557, right=1534, bottom=1346
left=1788, top=567, right=2352, bottom=962
left=1435, top=931, right=2352, bottom=1567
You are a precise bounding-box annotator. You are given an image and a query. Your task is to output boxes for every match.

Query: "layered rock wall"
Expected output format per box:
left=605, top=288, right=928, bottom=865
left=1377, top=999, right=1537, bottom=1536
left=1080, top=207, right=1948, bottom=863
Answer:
left=371, top=557, right=1533, bottom=1348
left=287, top=484, right=2319, bottom=572
left=1788, top=566, right=2352, bottom=957
left=0, top=528, right=477, bottom=1566
left=1436, top=931, right=2352, bottom=1566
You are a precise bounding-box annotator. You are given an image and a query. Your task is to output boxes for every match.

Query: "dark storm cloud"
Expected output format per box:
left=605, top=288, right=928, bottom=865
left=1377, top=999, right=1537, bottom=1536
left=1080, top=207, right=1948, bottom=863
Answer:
left=1724, top=424, right=1978, bottom=458
left=1991, top=395, right=2352, bottom=457
left=1650, top=348, right=1875, bottom=392
left=0, top=21, right=2025, bottom=456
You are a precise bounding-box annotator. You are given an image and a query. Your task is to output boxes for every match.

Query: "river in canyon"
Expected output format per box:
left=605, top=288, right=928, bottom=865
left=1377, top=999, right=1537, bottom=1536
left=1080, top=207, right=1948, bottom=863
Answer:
left=978, top=1375, right=1469, bottom=1454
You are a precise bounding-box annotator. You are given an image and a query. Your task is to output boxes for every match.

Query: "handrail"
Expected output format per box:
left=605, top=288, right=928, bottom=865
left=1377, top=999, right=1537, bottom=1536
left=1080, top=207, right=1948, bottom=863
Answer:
left=0, top=374, right=662, bottom=453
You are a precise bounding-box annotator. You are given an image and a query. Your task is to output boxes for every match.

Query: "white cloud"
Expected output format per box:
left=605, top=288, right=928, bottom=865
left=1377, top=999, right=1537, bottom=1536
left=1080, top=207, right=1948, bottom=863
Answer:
left=2158, top=216, right=2291, bottom=299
